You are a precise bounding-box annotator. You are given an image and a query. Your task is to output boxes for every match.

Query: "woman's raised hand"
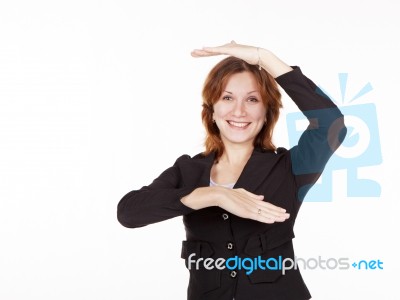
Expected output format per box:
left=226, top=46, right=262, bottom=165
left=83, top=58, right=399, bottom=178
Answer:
left=191, top=40, right=260, bottom=66
left=191, top=40, right=293, bottom=78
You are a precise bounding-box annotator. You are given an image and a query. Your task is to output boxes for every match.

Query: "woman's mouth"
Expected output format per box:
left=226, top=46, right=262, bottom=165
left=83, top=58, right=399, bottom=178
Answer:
left=227, top=120, right=251, bottom=129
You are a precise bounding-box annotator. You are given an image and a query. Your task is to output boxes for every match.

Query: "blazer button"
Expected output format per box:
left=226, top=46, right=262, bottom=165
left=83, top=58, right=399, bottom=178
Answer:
left=222, top=213, right=229, bottom=220
left=230, top=270, right=237, bottom=278
left=227, top=242, right=234, bottom=250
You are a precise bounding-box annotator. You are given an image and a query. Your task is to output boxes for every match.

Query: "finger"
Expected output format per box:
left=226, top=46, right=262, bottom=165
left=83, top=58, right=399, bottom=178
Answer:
left=201, top=41, right=237, bottom=53
left=262, top=201, right=288, bottom=213
left=236, top=188, right=264, bottom=200
left=243, top=207, right=275, bottom=224
left=252, top=207, right=274, bottom=223
left=257, top=209, right=290, bottom=224
left=244, top=194, right=288, bottom=215
left=262, top=212, right=290, bottom=220
left=255, top=211, right=276, bottom=224
left=201, top=46, right=229, bottom=55
left=247, top=198, right=286, bottom=215
left=261, top=207, right=290, bottom=219
left=191, top=49, right=222, bottom=57
left=274, top=216, right=290, bottom=222
left=252, top=204, right=290, bottom=219
left=243, top=205, right=287, bottom=224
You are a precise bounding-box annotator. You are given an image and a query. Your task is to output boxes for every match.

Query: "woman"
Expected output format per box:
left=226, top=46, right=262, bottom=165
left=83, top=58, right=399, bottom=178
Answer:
left=117, top=41, right=347, bottom=300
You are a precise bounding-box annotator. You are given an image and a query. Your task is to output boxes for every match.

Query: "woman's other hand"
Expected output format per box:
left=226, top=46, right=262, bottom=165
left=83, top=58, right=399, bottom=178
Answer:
left=216, top=187, right=290, bottom=224
left=181, top=186, right=290, bottom=224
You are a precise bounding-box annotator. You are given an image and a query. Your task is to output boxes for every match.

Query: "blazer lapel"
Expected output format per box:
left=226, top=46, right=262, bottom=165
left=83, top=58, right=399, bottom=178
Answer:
left=233, top=148, right=277, bottom=192
left=179, top=152, right=215, bottom=189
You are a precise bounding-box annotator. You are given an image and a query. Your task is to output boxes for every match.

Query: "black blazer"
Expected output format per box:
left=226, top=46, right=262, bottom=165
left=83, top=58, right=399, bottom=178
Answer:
left=117, top=67, right=347, bottom=300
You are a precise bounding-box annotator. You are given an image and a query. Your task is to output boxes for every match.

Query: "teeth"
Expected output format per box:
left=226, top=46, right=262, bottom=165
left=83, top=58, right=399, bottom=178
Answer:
left=228, top=121, right=250, bottom=128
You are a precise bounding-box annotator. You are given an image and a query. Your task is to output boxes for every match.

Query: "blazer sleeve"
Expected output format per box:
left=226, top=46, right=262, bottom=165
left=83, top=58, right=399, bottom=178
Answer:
left=275, top=66, right=347, bottom=202
left=117, top=155, right=196, bottom=228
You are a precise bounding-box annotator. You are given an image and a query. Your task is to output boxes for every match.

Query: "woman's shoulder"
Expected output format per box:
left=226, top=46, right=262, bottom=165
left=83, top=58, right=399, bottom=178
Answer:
left=254, top=146, right=288, bottom=155
left=173, top=151, right=214, bottom=164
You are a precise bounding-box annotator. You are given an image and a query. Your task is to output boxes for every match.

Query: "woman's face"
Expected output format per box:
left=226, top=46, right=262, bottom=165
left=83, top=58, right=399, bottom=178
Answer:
left=213, top=71, right=267, bottom=148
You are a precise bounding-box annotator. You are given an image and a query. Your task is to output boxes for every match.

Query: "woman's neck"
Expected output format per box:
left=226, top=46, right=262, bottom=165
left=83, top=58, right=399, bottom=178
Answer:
left=219, top=143, right=254, bottom=166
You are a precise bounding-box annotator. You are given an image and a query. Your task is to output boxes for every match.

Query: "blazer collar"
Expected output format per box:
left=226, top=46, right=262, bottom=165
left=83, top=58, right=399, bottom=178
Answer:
left=181, top=147, right=276, bottom=192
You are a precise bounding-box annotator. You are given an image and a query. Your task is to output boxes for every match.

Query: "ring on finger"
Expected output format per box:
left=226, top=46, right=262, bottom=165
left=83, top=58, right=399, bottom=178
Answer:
left=257, top=208, right=262, bottom=215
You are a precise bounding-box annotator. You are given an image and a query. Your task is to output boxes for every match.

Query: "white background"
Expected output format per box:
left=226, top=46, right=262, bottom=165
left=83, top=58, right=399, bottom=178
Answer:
left=1, top=0, right=399, bottom=299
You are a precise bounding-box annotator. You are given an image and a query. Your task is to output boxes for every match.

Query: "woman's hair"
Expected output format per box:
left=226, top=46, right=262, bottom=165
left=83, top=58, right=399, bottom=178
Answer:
left=201, top=56, right=282, bottom=159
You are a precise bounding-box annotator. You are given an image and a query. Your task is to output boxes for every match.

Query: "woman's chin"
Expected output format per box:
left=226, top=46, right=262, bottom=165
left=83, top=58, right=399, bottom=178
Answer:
left=221, top=136, right=255, bottom=147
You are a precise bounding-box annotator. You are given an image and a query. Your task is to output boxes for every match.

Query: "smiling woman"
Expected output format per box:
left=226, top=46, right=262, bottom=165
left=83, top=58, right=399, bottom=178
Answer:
left=117, top=41, right=347, bottom=300
left=201, top=56, right=282, bottom=162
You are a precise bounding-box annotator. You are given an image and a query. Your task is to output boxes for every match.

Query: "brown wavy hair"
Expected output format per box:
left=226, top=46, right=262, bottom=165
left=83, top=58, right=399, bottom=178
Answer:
left=201, top=56, right=282, bottom=160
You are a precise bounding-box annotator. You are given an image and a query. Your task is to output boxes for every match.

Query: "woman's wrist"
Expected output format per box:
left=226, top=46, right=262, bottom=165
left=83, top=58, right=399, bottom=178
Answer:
left=258, top=48, right=293, bottom=78
left=209, top=186, right=226, bottom=208
left=181, top=186, right=223, bottom=210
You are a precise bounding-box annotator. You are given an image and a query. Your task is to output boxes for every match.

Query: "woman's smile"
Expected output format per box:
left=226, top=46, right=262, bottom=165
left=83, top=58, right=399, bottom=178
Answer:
left=226, top=120, right=252, bottom=129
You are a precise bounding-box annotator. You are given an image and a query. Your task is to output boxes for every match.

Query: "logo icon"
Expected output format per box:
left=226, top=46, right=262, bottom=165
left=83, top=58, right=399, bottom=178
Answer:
left=286, top=73, right=382, bottom=201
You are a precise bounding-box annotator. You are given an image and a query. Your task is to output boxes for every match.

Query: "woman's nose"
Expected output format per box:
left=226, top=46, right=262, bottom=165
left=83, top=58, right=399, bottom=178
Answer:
left=232, top=100, right=246, bottom=117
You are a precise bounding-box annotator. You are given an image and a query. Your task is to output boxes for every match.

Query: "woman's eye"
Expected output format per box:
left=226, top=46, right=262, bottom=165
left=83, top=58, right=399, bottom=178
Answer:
left=222, top=96, right=232, bottom=101
left=248, top=97, right=259, bottom=103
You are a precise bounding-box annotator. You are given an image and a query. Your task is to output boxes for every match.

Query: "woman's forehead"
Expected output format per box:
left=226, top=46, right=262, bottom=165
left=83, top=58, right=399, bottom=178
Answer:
left=223, top=72, right=260, bottom=92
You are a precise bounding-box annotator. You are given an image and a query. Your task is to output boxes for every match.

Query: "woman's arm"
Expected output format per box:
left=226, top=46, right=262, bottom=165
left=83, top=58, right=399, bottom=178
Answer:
left=117, top=155, right=290, bottom=228
left=117, top=155, right=196, bottom=228
left=275, top=67, right=347, bottom=201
